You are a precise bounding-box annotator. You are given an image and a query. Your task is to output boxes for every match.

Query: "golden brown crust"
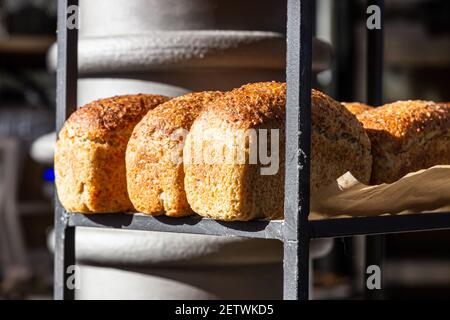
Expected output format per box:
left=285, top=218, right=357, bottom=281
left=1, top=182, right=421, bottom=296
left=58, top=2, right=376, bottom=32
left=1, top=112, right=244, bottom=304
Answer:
left=126, top=91, right=222, bottom=216
left=206, top=82, right=286, bottom=129
left=60, top=94, right=169, bottom=142
left=184, top=82, right=372, bottom=221
left=55, top=94, right=169, bottom=213
left=357, top=100, right=450, bottom=184
left=342, top=102, right=372, bottom=115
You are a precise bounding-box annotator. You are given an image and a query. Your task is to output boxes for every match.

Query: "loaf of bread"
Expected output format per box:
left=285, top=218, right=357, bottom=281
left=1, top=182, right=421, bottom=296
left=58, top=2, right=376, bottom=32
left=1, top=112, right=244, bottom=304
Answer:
left=183, top=82, right=372, bottom=221
left=342, top=102, right=372, bottom=115
left=55, top=94, right=169, bottom=213
left=126, top=91, right=222, bottom=216
left=357, top=100, right=450, bottom=184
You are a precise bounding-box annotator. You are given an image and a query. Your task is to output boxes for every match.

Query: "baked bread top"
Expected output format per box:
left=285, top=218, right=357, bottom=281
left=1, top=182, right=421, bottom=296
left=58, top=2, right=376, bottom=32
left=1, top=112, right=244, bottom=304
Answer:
left=342, top=102, right=372, bottom=115
left=131, top=91, right=222, bottom=137
left=357, top=100, right=450, bottom=152
left=205, top=81, right=286, bottom=129
left=59, top=94, right=169, bottom=142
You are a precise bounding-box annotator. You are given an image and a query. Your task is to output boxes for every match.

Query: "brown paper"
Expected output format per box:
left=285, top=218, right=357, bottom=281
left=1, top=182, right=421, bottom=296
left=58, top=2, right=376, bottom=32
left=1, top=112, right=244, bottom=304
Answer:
left=310, top=165, right=450, bottom=220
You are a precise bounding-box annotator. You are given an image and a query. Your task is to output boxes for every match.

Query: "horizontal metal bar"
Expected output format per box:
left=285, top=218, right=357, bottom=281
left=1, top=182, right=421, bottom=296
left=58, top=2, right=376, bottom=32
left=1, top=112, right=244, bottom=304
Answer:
left=68, top=211, right=450, bottom=241
left=310, top=212, right=450, bottom=238
left=68, top=213, right=284, bottom=240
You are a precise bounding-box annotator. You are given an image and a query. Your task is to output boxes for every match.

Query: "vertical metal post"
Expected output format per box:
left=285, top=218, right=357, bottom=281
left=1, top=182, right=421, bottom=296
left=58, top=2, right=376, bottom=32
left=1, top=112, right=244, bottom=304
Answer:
left=284, top=0, right=313, bottom=300
left=365, top=0, right=384, bottom=300
left=366, top=0, right=384, bottom=106
left=334, top=0, right=357, bottom=101
left=54, top=0, right=78, bottom=300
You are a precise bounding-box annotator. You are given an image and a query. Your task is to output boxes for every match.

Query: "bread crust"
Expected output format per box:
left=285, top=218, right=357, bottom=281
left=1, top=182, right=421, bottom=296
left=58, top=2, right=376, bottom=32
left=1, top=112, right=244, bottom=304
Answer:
left=312, top=91, right=372, bottom=188
left=184, top=82, right=372, bottom=221
left=126, top=91, right=222, bottom=216
left=357, top=100, right=450, bottom=184
left=55, top=94, right=169, bottom=213
left=342, top=102, right=372, bottom=115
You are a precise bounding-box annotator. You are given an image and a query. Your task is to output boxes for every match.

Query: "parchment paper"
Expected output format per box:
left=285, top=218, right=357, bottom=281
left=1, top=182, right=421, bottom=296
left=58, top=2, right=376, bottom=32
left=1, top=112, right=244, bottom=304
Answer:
left=310, top=165, right=450, bottom=220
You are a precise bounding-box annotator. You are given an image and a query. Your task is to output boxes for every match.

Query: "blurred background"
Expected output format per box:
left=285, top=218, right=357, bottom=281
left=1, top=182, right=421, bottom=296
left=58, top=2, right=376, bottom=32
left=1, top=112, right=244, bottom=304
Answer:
left=0, top=0, right=449, bottom=300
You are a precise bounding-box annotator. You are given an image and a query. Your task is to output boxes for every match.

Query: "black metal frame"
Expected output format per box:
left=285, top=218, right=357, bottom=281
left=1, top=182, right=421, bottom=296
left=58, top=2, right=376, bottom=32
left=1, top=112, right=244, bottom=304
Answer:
left=54, top=0, right=78, bottom=300
left=365, top=0, right=385, bottom=300
left=55, top=0, right=450, bottom=300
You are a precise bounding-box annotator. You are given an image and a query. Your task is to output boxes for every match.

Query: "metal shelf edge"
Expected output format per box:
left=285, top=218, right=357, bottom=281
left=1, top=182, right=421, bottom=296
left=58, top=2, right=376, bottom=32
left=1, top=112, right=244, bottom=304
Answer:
left=68, top=211, right=450, bottom=240
left=67, top=212, right=285, bottom=240
left=310, top=212, right=450, bottom=238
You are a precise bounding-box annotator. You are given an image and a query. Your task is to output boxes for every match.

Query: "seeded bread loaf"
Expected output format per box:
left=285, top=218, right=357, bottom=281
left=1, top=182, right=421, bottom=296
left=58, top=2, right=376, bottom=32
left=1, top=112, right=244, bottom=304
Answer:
left=357, top=100, right=450, bottom=184
left=342, top=102, right=372, bottom=115
left=126, top=91, right=222, bottom=216
left=55, top=94, right=169, bottom=213
left=183, top=82, right=372, bottom=221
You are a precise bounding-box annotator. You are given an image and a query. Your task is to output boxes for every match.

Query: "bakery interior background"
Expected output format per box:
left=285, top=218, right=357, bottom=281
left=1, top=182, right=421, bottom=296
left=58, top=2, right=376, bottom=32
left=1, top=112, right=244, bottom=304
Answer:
left=0, top=0, right=449, bottom=300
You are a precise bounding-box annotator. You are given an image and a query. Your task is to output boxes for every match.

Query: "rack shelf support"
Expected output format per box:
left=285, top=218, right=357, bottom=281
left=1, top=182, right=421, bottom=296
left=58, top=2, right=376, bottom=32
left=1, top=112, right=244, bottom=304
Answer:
left=365, top=0, right=385, bottom=300
left=54, top=0, right=78, bottom=300
left=284, top=0, right=313, bottom=300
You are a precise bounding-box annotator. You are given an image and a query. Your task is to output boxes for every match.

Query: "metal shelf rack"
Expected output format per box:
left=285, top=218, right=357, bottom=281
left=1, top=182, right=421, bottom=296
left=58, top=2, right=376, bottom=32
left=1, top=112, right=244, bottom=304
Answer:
left=54, top=0, right=450, bottom=300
